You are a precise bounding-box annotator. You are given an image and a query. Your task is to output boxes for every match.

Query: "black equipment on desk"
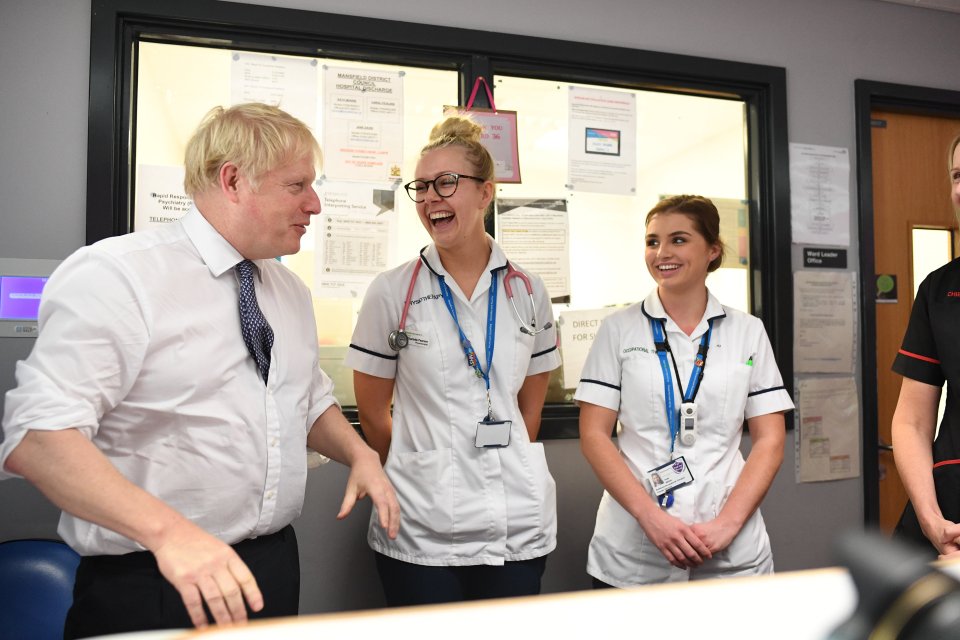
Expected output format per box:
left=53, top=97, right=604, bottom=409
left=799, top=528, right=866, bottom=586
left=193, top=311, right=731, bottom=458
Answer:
left=827, top=530, right=960, bottom=640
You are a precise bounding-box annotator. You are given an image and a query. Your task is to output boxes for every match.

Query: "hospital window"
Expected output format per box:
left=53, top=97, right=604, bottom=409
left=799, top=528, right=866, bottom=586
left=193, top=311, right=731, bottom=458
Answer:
left=910, top=227, right=953, bottom=297
left=88, top=1, right=790, bottom=437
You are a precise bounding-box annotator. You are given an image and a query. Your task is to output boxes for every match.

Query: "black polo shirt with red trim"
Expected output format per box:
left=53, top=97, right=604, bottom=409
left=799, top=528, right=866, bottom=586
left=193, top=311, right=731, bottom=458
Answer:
left=892, top=256, right=960, bottom=551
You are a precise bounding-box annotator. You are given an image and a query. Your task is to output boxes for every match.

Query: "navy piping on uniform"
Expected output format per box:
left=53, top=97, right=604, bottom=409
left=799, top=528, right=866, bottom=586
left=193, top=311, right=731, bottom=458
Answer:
left=580, top=378, right=621, bottom=391
left=747, top=385, right=786, bottom=397
left=640, top=300, right=666, bottom=322
left=532, top=344, right=558, bottom=359
left=640, top=299, right=727, bottom=324
left=418, top=246, right=441, bottom=277
left=349, top=343, right=398, bottom=361
left=419, top=246, right=509, bottom=279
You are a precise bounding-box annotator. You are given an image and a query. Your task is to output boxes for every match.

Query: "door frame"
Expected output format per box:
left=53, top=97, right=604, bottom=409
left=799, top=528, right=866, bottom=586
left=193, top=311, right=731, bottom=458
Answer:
left=855, top=80, right=960, bottom=525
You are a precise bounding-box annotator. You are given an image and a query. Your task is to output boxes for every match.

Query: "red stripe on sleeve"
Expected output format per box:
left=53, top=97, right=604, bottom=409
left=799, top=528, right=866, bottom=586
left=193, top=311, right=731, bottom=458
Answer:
left=934, top=459, right=960, bottom=469
left=898, top=349, right=941, bottom=365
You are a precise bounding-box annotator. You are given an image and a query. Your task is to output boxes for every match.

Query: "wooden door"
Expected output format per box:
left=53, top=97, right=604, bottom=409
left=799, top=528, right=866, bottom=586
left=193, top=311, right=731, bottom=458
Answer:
left=872, top=110, right=960, bottom=532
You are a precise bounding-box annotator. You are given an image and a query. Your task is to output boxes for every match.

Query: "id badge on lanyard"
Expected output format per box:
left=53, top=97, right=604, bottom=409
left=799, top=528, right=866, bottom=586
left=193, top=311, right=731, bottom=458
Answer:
left=646, top=456, right=695, bottom=498
left=649, top=317, right=713, bottom=507
left=437, top=272, right=513, bottom=449
left=476, top=419, right=511, bottom=448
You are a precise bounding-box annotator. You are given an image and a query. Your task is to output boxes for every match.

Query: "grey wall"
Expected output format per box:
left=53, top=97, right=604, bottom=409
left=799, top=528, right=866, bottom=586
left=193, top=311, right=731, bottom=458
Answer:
left=4, top=0, right=960, bottom=616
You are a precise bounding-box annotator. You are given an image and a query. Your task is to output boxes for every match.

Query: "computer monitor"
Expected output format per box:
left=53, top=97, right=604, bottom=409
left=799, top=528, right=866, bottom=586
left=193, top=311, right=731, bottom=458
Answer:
left=0, top=259, right=61, bottom=338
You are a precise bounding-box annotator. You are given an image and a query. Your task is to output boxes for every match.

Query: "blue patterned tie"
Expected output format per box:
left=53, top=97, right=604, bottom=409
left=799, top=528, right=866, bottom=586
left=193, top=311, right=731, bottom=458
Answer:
left=235, top=259, right=274, bottom=383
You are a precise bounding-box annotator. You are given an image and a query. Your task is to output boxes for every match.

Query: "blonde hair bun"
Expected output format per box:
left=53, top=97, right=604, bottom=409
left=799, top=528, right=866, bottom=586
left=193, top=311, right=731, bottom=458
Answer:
left=419, top=114, right=495, bottom=184
left=429, top=115, right=483, bottom=146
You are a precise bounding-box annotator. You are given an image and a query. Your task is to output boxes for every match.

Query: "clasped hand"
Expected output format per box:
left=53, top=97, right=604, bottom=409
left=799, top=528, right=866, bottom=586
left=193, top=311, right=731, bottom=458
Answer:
left=642, top=510, right=739, bottom=569
left=924, top=518, right=960, bottom=559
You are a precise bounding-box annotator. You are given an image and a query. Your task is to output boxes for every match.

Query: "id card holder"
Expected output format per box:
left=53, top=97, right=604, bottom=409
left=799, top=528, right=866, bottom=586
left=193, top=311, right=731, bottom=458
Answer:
left=475, top=419, right=512, bottom=448
left=645, top=456, right=694, bottom=496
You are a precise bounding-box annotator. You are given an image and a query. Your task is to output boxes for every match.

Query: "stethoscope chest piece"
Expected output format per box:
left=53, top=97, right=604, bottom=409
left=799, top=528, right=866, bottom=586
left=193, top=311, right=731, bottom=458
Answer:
left=389, top=258, right=424, bottom=352
left=388, top=329, right=409, bottom=351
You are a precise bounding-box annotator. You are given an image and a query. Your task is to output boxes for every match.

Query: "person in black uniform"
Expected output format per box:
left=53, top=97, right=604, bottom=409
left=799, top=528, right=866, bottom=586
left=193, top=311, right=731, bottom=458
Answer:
left=892, top=133, right=960, bottom=558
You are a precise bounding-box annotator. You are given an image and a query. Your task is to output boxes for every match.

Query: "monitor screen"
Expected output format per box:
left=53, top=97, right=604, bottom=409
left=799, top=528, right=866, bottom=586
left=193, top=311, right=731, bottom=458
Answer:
left=0, top=275, right=48, bottom=321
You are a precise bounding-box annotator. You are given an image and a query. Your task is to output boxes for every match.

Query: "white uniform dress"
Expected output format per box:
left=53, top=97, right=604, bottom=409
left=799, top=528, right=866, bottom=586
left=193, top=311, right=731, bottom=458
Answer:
left=574, top=290, right=793, bottom=586
left=345, top=237, right=561, bottom=566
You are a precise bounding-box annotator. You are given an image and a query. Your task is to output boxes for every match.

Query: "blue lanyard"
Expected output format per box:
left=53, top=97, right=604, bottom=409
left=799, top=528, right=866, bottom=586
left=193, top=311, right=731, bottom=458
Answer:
left=437, top=272, right=498, bottom=393
left=650, top=318, right=714, bottom=454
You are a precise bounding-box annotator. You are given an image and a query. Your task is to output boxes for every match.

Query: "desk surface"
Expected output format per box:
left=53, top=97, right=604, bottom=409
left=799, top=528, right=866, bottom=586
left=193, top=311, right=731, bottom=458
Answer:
left=181, top=567, right=859, bottom=639
left=93, top=560, right=960, bottom=639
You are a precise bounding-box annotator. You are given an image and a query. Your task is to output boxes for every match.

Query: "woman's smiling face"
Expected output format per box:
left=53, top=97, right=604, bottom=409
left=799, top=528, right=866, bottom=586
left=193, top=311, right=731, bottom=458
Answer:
left=413, top=146, right=492, bottom=253
left=644, top=211, right=721, bottom=294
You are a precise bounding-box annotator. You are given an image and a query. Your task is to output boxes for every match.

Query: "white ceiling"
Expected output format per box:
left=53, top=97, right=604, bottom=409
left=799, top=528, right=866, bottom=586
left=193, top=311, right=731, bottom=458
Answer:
left=877, top=0, right=960, bottom=13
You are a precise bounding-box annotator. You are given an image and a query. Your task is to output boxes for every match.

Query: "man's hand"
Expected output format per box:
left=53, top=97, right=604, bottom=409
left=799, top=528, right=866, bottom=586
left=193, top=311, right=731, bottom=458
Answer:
left=306, top=406, right=401, bottom=538
left=337, top=448, right=400, bottom=539
left=151, top=520, right=263, bottom=628
left=5, top=429, right=263, bottom=629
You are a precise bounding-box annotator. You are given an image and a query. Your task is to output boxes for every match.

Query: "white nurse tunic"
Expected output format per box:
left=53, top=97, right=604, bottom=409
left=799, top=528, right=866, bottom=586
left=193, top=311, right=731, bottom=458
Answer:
left=346, top=237, right=560, bottom=566
left=574, top=290, right=794, bottom=586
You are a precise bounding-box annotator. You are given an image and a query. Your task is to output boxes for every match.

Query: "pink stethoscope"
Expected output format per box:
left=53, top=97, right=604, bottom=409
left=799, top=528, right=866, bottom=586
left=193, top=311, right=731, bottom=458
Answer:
left=387, top=257, right=552, bottom=351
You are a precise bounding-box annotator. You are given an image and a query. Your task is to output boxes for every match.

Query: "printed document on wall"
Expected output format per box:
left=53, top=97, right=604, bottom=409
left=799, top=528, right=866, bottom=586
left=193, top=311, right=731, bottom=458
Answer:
left=230, top=51, right=318, bottom=131
left=135, top=165, right=190, bottom=231
left=797, top=376, right=860, bottom=482
left=567, top=87, right=636, bottom=196
left=557, top=308, right=620, bottom=389
left=313, top=182, right=398, bottom=300
left=790, top=143, right=850, bottom=246
left=323, top=66, right=403, bottom=183
left=496, top=198, right=571, bottom=302
left=794, top=271, right=857, bottom=373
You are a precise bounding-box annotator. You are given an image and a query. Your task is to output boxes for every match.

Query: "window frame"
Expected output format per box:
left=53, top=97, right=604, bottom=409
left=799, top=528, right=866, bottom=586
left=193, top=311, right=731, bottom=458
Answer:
left=88, top=0, right=793, bottom=438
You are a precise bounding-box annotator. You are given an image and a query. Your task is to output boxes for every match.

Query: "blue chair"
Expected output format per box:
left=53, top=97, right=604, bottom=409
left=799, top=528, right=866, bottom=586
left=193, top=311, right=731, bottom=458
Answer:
left=0, top=539, right=80, bottom=640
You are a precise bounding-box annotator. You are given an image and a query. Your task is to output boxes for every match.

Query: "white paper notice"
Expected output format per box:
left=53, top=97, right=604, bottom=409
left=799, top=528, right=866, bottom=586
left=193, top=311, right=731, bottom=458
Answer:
left=134, top=165, right=190, bottom=231
left=497, top=199, right=571, bottom=301
left=557, top=308, right=619, bottom=389
left=323, top=67, right=403, bottom=183
left=314, top=182, right=398, bottom=299
left=797, top=376, right=861, bottom=482
left=567, top=87, right=636, bottom=195
left=230, top=52, right=318, bottom=131
left=794, top=271, right=857, bottom=374
left=790, top=143, right=850, bottom=246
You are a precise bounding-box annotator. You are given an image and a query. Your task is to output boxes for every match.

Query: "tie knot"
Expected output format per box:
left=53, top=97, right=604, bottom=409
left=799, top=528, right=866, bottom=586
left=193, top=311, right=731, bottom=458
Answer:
left=236, top=259, right=255, bottom=280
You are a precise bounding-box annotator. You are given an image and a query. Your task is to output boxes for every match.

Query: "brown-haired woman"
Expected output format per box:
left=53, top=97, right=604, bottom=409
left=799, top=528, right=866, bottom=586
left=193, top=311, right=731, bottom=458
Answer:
left=576, top=195, right=793, bottom=587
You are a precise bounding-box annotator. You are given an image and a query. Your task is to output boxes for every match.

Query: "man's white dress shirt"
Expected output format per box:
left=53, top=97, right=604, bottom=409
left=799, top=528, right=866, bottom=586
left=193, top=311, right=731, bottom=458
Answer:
left=1, top=207, right=337, bottom=555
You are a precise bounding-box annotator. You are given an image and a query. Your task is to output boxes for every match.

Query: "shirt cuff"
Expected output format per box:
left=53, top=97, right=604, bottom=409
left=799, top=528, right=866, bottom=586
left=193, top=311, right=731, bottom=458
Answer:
left=744, top=387, right=794, bottom=419
left=526, top=346, right=561, bottom=376
left=344, top=343, right=398, bottom=379
left=574, top=379, right=621, bottom=412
